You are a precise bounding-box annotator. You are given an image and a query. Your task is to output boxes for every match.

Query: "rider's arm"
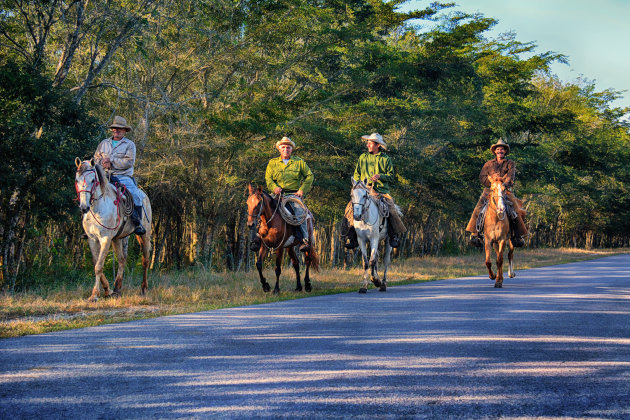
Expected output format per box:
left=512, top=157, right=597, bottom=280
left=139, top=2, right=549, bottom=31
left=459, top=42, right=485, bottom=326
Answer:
left=479, top=161, right=492, bottom=187
left=298, top=161, right=314, bottom=195
left=503, top=160, right=516, bottom=188
left=265, top=159, right=281, bottom=193
left=353, top=154, right=364, bottom=183
left=376, top=155, right=394, bottom=183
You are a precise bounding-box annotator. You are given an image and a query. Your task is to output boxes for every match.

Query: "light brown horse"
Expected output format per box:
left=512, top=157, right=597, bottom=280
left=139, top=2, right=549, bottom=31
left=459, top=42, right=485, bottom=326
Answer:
left=484, top=176, right=515, bottom=288
left=75, top=158, right=152, bottom=301
left=246, top=184, right=319, bottom=294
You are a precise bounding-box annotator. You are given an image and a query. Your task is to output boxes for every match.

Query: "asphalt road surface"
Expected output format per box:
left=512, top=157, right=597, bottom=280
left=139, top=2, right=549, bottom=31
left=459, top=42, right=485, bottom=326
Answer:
left=2, top=255, right=630, bottom=419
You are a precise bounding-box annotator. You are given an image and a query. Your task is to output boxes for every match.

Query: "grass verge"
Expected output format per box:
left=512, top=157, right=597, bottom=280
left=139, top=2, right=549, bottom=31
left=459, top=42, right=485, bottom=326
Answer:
left=1, top=247, right=626, bottom=338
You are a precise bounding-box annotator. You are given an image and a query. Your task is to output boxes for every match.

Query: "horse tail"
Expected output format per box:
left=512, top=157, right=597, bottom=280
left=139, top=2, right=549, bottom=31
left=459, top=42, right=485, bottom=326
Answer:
left=307, top=247, right=320, bottom=273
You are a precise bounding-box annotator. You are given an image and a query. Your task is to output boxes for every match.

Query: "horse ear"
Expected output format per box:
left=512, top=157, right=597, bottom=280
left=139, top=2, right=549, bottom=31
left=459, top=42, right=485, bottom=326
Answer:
left=247, top=183, right=254, bottom=194
left=75, top=157, right=81, bottom=168
left=257, top=185, right=263, bottom=193
left=90, top=158, right=95, bottom=167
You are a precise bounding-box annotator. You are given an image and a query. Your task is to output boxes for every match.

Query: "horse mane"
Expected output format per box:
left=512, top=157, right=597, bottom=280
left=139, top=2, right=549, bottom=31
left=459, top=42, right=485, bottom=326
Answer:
left=93, top=163, right=109, bottom=193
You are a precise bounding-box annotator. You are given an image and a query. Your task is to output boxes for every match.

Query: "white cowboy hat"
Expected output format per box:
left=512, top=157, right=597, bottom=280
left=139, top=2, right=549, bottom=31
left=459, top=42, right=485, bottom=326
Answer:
left=109, top=116, right=132, bottom=132
left=361, top=132, right=387, bottom=150
left=275, top=136, right=296, bottom=149
left=490, top=138, right=510, bottom=155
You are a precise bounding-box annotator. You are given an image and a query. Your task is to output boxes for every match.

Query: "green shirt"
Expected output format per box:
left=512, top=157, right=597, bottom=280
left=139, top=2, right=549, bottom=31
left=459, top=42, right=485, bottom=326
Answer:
left=265, top=156, right=314, bottom=195
left=353, top=151, right=394, bottom=194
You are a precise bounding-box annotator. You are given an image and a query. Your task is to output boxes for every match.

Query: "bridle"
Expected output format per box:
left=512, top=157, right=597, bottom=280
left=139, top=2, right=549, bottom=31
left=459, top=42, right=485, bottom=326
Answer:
left=75, top=169, right=102, bottom=204
left=75, top=167, right=122, bottom=230
left=490, top=184, right=506, bottom=221
left=248, top=192, right=284, bottom=251
left=351, top=184, right=378, bottom=226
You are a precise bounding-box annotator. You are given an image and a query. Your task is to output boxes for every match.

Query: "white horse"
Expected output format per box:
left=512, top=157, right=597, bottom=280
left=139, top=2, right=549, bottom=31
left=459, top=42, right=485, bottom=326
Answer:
left=75, top=158, right=152, bottom=301
left=350, top=179, right=393, bottom=293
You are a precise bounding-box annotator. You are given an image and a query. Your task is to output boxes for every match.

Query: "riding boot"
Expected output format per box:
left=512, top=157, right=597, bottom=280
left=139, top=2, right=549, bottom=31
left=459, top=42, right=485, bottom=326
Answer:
left=250, top=235, right=261, bottom=251
left=469, top=233, right=483, bottom=248
left=387, top=224, right=400, bottom=248
left=344, top=226, right=358, bottom=249
left=510, top=219, right=524, bottom=247
left=131, top=206, right=146, bottom=235
left=298, top=223, right=310, bottom=252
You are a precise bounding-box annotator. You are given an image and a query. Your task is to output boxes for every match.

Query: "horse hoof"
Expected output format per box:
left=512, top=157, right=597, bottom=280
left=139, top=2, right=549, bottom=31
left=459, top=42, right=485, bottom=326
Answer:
left=379, top=285, right=387, bottom=292
left=494, top=282, right=503, bottom=288
left=88, top=296, right=98, bottom=302
left=295, top=286, right=303, bottom=292
left=273, top=289, right=280, bottom=295
left=372, top=279, right=382, bottom=287
left=305, top=284, right=312, bottom=293
left=359, top=288, right=367, bottom=294
left=262, top=283, right=271, bottom=293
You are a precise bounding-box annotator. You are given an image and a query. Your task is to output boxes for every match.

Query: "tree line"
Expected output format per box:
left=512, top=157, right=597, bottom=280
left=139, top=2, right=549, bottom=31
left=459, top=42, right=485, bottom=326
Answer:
left=1, top=0, right=629, bottom=291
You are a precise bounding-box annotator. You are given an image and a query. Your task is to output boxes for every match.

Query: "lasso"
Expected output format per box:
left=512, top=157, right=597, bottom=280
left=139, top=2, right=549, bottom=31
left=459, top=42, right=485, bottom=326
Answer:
left=279, top=195, right=309, bottom=226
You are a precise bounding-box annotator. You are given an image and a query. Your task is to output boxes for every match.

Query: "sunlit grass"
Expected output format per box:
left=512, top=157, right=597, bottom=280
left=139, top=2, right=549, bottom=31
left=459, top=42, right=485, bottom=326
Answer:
left=1, top=247, right=626, bottom=338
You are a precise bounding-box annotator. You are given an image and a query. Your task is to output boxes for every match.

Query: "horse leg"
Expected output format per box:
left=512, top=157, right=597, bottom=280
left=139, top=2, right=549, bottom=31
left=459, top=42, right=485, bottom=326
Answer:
left=358, top=239, right=370, bottom=293
left=494, top=241, right=504, bottom=288
left=484, top=238, right=496, bottom=281
left=136, top=233, right=151, bottom=294
left=111, top=238, right=127, bottom=297
left=380, top=242, right=392, bottom=292
left=287, top=247, right=302, bottom=292
left=303, top=253, right=312, bottom=292
left=508, top=240, right=515, bottom=278
left=256, top=248, right=271, bottom=293
left=273, top=248, right=284, bottom=295
left=88, top=237, right=113, bottom=301
left=369, top=236, right=381, bottom=288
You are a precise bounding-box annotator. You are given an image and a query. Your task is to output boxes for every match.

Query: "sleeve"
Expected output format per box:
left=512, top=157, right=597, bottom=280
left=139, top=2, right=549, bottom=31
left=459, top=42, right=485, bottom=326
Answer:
left=378, top=155, right=394, bottom=183
left=299, top=161, right=314, bottom=194
left=93, top=140, right=107, bottom=165
left=111, top=141, right=135, bottom=171
left=503, top=160, right=516, bottom=188
left=265, top=160, right=280, bottom=193
left=353, top=154, right=363, bottom=182
left=479, top=161, right=492, bottom=187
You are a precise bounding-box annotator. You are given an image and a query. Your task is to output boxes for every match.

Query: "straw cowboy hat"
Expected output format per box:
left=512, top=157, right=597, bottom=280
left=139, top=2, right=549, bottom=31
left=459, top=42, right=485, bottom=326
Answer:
left=275, top=136, right=296, bottom=150
left=361, top=132, right=387, bottom=150
left=490, top=138, right=510, bottom=155
left=109, top=116, right=132, bottom=132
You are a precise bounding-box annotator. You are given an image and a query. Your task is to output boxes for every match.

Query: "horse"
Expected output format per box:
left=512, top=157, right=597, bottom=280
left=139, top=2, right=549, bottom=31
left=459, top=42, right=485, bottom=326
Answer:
left=246, top=184, right=319, bottom=294
left=75, top=158, right=152, bottom=301
left=350, top=179, right=393, bottom=293
left=483, top=175, right=515, bottom=288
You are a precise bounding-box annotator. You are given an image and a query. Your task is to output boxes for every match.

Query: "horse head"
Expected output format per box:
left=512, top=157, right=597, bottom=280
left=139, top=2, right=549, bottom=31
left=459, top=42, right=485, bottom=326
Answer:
left=246, top=184, right=265, bottom=229
left=489, top=175, right=506, bottom=219
left=75, top=157, right=108, bottom=213
left=350, top=178, right=370, bottom=221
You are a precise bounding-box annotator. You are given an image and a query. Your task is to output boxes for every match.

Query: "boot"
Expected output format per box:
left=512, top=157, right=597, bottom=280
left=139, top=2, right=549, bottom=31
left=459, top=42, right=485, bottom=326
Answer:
left=510, top=219, right=524, bottom=247
left=388, top=228, right=400, bottom=248
left=250, top=236, right=261, bottom=251
left=469, top=233, right=483, bottom=248
left=344, top=226, right=358, bottom=249
left=299, top=239, right=310, bottom=253
left=131, top=206, right=146, bottom=235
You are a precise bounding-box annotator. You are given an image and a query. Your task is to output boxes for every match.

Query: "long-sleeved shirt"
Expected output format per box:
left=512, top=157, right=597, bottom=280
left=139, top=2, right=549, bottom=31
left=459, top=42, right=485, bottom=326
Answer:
left=353, top=151, right=394, bottom=194
left=94, top=137, right=136, bottom=177
left=479, top=158, right=515, bottom=188
left=265, top=156, right=314, bottom=195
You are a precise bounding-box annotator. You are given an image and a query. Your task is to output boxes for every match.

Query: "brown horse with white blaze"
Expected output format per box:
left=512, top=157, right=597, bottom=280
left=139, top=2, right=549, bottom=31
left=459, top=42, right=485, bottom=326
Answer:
left=246, top=184, right=319, bottom=294
left=484, top=175, right=515, bottom=288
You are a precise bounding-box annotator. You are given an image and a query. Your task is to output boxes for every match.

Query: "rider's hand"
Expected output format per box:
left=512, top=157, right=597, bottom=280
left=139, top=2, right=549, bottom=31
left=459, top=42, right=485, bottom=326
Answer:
left=371, top=174, right=380, bottom=181
left=274, top=187, right=282, bottom=195
left=296, top=190, right=304, bottom=198
left=102, top=157, right=112, bottom=169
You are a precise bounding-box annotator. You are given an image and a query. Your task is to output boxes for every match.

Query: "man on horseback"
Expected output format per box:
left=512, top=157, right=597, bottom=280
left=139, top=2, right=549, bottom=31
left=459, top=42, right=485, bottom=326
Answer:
left=341, top=133, right=406, bottom=249
left=93, top=116, right=146, bottom=235
left=466, top=138, right=528, bottom=247
left=262, top=136, right=314, bottom=253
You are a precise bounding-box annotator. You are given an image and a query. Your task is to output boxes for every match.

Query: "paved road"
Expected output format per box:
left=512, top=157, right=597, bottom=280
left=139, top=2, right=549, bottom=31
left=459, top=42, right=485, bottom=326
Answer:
left=2, top=255, right=630, bottom=419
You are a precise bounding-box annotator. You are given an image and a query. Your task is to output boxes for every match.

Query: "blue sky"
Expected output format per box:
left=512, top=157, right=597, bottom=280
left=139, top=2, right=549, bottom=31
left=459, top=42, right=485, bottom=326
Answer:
left=404, top=0, right=630, bottom=113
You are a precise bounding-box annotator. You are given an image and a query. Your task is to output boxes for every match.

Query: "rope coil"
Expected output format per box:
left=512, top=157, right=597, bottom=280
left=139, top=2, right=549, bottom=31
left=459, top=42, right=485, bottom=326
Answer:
left=279, top=195, right=308, bottom=226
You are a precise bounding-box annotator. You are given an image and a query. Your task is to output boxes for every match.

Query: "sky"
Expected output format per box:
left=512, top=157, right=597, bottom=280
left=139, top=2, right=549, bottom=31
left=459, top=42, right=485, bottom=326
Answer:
left=404, top=0, right=630, bottom=113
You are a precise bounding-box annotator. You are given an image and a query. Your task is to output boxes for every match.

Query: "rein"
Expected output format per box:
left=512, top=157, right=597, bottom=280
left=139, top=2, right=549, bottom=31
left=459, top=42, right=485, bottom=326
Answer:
left=76, top=169, right=124, bottom=231
left=352, top=185, right=381, bottom=227
left=250, top=192, right=286, bottom=252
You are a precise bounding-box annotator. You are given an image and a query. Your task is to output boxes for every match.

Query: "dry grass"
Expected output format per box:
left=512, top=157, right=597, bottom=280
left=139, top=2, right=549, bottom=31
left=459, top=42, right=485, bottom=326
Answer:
left=1, top=247, right=626, bottom=338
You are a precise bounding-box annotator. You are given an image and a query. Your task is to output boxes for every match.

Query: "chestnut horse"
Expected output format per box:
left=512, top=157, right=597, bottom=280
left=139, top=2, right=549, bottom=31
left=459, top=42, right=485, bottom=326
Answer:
left=75, top=158, right=152, bottom=301
left=246, top=184, right=319, bottom=294
left=483, top=176, right=515, bottom=288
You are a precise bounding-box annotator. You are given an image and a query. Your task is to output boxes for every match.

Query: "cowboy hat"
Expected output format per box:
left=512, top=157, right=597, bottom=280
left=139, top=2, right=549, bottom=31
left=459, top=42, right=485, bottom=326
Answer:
left=275, top=136, right=296, bottom=149
left=109, top=116, right=132, bottom=132
left=490, top=138, right=510, bottom=155
left=361, top=132, right=387, bottom=150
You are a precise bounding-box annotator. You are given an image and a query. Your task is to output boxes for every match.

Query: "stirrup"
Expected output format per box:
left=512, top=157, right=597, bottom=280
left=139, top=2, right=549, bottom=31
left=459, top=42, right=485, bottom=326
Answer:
left=469, top=234, right=483, bottom=248
left=388, top=234, right=400, bottom=248
left=344, top=237, right=357, bottom=249
left=511, top=236, right=525, bottom=247
left=299, top=239, right=310, bottom=252
left=134, top=224, right=146, bottom=235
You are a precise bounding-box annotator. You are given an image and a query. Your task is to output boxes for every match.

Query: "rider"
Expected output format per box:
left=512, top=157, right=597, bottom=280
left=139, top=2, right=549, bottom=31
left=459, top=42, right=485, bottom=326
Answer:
left=93, top=116, right=146, bottom=235
left=263, top=136, right=314, bottom=253
left=466, top=138, right=528, bottom=247
left=341, top=132, right=406, bottom=249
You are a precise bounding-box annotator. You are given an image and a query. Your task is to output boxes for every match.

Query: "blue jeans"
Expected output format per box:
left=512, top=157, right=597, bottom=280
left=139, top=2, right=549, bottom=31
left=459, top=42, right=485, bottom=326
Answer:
left=110, top=175, right=143, bottom=206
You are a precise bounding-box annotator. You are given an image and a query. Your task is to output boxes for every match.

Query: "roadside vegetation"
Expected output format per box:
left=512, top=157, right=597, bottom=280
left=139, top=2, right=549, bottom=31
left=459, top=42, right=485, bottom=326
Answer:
left=1, top=247, right=625, bottom=339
